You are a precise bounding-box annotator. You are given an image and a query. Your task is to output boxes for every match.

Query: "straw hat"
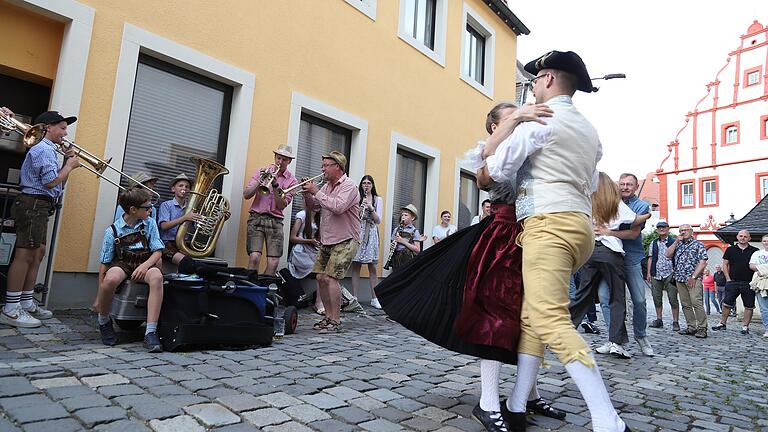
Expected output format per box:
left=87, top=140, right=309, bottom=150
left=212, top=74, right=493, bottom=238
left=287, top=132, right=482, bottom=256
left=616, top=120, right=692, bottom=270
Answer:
left=401, top=204, right=419, bottom=220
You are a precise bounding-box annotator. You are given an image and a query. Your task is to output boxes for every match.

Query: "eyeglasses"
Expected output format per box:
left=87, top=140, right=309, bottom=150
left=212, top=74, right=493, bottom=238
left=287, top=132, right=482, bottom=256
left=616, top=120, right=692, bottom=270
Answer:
left=528, top=73, right=551, bottom=86
left=137, top=205, right=153, bottom=210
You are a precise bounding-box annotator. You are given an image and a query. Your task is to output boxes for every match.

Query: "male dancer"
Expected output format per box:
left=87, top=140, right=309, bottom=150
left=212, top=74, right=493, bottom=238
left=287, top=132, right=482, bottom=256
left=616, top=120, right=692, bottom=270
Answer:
left=481, top=51, right=630, bottom=431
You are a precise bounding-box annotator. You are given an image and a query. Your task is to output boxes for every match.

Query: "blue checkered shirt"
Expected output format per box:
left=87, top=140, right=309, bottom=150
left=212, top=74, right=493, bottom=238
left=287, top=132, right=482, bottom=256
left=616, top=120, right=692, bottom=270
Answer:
left=100, top=216, right=165, bottom=264
left=20, top=138, right=61, bottom=198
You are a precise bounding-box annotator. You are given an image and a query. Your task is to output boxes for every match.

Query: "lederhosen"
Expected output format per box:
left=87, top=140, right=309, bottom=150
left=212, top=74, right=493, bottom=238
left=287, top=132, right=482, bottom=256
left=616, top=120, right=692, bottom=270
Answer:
left=391, top=226, right=417, bottom=270
left=162, top=240, right=180, bottom=261
left=110, top=223, right=153, bottom=276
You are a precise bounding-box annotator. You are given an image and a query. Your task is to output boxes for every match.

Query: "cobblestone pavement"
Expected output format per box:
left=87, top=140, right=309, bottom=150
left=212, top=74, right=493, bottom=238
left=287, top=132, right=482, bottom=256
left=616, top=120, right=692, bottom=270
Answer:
left=1, top=292, right=767, bottom=432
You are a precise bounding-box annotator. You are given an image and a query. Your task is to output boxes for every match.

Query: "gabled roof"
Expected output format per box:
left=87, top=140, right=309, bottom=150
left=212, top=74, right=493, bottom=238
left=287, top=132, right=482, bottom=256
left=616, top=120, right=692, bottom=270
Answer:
left=483, top=0, right=530, bottom=36
left=716, top=194, right=768, bottom=243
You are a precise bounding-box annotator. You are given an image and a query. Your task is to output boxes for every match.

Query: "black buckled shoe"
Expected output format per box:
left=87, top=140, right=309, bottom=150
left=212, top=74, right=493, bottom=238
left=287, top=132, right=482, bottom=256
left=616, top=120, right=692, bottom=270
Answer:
left=472, top=404, right=509, bottom=432
left=143, top=331, right=163, bottom=353
left=99, top=318, right=117, bottom=346
left=526, top=397, right=566, bottom=420
left=500, top=400, right=527, bottom=432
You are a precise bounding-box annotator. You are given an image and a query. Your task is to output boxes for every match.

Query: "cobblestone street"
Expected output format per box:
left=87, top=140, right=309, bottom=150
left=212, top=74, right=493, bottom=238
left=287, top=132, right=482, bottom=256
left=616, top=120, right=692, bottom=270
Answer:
left=1, top=293, right=767, bottom=432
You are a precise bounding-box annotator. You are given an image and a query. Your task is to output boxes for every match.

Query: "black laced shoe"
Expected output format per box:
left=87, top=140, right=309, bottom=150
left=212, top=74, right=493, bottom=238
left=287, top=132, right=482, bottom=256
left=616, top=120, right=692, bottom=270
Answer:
left=99, top=319, right=117, bottom=346
left=526, top=397, right=566, bottom=420
left=472, top=404, right=509, bottom=432
left=500, top=400, right=527, bottom=432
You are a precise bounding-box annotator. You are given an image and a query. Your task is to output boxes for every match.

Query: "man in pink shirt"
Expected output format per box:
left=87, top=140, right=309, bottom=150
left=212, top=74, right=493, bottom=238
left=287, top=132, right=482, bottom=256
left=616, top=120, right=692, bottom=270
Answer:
left=302, top=151, right=360, bottom=333
left=243, top=145, right=298, bottom=275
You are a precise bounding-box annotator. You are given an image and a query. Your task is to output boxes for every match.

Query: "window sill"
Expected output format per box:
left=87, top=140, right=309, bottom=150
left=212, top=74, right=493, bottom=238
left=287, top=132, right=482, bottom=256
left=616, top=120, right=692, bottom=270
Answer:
left=460, top=74, right=493, bottom=99
left=398, top=33, right=445, bottom=67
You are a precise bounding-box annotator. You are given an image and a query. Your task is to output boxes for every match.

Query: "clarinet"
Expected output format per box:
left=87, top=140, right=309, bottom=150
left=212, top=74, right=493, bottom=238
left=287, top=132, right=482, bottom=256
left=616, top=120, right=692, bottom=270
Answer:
left=359, top=189, right=368, bottom=220
left=383, top=220, right=404, bottom=270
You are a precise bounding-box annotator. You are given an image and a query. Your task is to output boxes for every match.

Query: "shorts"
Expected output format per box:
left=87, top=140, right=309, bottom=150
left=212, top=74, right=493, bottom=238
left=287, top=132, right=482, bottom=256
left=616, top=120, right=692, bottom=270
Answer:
left=650, top=275, right=679, bottom=309
left=11, top=194, right=54, bottom=249
left=162, top=240, right=180, bottom=261
left=312, top=239, right=359, bottom=280
left=246, top=212, right=284, bottom=257
left=722, top=280, right=755, bottom=309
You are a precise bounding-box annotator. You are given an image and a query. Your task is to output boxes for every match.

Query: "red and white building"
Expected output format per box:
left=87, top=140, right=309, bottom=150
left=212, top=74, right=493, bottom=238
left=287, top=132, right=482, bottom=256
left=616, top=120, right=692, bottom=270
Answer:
left=656, top=19, right=768, bottom=266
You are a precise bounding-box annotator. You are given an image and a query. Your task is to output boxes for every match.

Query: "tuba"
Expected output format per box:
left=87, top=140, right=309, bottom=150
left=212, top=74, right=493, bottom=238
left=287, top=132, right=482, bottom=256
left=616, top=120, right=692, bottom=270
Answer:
left=175, top=156, right=230, bottom=258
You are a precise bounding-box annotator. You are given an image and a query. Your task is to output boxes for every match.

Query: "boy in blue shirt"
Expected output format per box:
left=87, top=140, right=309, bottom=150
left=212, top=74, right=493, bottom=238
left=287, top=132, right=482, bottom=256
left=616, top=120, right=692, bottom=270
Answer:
left=94, top=187, right=165, bottom=352
left=157, top=173, right=199, bottom=272
left=388, top=204, right=425, bottom=270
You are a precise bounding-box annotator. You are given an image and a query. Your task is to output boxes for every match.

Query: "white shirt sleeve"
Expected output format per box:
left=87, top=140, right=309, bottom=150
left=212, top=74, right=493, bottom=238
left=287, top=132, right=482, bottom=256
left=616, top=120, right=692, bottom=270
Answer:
left=591, top=138, right=603, bottom=193
left=607, top=201, right=637, bottom=230
left=374, top=196, right=384, bottom=225
left=486, top=122, right=552, bottom=184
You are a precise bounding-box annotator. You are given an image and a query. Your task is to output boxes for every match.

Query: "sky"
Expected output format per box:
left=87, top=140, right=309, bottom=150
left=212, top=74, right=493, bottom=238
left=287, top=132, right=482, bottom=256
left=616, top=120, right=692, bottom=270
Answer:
left=509, top=0, right=765, bottom=181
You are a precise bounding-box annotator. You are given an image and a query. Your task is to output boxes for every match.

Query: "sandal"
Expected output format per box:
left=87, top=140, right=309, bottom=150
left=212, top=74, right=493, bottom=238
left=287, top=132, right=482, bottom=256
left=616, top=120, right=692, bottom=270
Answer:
left=312, top=318, right=330, bottom=330
left=318, top=319, right=342, bottom=334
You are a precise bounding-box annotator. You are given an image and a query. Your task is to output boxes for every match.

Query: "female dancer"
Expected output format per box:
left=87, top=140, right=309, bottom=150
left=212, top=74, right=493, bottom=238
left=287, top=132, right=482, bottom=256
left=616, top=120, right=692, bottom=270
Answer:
left=375, top=102, right=563, bottom=432
left=350, top=175, right=384, bottom=308
left=568, top=172, right=650, bottom=359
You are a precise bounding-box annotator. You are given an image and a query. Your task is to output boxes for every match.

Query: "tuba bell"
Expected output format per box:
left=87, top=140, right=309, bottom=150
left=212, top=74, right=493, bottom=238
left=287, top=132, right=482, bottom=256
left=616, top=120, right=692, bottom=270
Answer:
left=175, top=156, right=230, bottom=258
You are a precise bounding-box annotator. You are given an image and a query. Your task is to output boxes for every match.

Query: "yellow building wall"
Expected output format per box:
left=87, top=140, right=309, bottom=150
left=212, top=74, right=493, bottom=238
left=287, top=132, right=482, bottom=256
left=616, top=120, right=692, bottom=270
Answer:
left=0, top=1, right=62, bottom=82
left=8, top=0, right=520, bottom=272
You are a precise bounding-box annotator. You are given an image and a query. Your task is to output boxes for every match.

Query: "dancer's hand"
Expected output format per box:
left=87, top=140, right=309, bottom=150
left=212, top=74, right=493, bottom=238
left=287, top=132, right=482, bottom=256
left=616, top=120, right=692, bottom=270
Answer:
left=510, top=103, right=553, bottom=125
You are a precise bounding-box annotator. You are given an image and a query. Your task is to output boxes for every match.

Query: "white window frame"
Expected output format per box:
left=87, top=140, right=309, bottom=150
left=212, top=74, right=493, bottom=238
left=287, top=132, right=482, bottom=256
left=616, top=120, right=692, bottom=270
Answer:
left=384, top=132, right=440, bottom=274
left=344, top=0, right=377, bottom=21
left=459, top=3, right=496, bottom=99
left=747, top=71, right=760, bottom=86
left=397, top=0, right=449, bottom=67
left=760, top=175, right=768, bottom=199
left=454, top=159, right=488, bottom=229
left=681, top=182, right=694, bottom=207
left=87, top=23, right=256, bottom=272
left=702, top=179, right=717, bottom=205
left=285, top=92, right=369, bottom=268
left=725, top=126, right=738, bottom=144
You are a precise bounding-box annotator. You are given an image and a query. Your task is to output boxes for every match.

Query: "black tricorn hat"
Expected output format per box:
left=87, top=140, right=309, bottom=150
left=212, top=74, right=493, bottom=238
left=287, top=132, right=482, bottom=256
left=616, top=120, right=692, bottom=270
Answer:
left=524, top=50, right=594, bottom=93
left=34, top=111, right=77, bottom=125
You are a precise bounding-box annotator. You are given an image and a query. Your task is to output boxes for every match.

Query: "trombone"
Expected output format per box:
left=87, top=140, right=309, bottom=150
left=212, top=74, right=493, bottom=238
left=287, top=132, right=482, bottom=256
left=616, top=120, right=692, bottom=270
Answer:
left=0, top=110, right=160, bottom=201
left=276, top=173, right=324, bottom=198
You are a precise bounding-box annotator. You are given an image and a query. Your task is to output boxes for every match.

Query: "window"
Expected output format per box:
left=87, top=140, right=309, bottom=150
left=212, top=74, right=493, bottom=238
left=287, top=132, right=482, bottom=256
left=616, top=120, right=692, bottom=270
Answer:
left=344, top=0, right=376, bottom=20
left=721, top=122, right=740, bottom=146
left=121, top=55, right=232, bottom=204
left=459, top=4, right=496, bottom=97
left=679, top=181, right=694, bottom=208
left=699, top=177, right=718, bottom=207
left=292, top=114, right=352, bottom=220
left=757, top=173, right=768, bottom=202
left=744, top=66, right=762, bottom=87
left=398, top=0, right=448, bottom=65
left=392, top=149, right=427, bottom=234
left=761, top=115, right=768, bottom=140
left=457, top=172, right=479, bottom=229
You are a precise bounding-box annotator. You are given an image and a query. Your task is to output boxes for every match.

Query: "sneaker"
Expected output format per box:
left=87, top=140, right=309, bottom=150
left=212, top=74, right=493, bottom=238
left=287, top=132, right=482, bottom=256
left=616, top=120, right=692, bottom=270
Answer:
left=672, top=321, right=680, bottom=332
left=342, top=297, right=362, bottom=312
left=0, top=307, right=42, bottom=328
left=143, top=332, right=163, bottom=352
left=649, top=319, right=663, bottom=328
left=99, top=319, right=118, bottom=346
left=370, top=298, right=382, bottom=309
left=711, top=323, right=727, bottom=331
left=609, top=343, right=632, bottom=359
left=595, top=341, right=612, bottom=354
left=740, top=327, right=749, bottom=335
left=679, top=328, right=697, bottom=336
left=580, top=321, right=599, bottom=334
left=635, top=337, right=654, bottom=357
left=763, top=331, right=768, bottom=338
left=695, top=328, right=708, bottom=338
left=24, top=304, right=53, bottom=320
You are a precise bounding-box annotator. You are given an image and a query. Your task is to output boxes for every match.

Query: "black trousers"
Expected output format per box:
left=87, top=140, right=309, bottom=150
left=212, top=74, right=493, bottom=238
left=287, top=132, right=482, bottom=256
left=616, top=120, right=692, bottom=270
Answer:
left=569, top=243, right=629, bottom=345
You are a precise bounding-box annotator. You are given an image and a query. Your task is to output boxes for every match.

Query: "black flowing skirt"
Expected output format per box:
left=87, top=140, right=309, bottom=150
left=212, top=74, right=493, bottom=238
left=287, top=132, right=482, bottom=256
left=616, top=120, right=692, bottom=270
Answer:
left=374, top=215, right=518, bottom=364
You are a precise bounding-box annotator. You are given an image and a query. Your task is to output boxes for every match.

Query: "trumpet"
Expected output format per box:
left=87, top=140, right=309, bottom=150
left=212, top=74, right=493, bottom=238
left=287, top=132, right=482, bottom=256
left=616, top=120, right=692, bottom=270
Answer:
left=276, top=173, right=324, bottom=198
left=256, top=163, right=281, bottom=195
left=0, top=110, right=160, bottom=201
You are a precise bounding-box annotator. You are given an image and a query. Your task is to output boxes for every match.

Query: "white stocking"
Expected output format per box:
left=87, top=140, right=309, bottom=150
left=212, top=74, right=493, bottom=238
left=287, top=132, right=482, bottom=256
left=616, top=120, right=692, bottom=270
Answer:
left=506, top=353, right=540, bottom=412
left=479, top=359, right=501, bottom=411
left=564, top=357, right=625, bottom=432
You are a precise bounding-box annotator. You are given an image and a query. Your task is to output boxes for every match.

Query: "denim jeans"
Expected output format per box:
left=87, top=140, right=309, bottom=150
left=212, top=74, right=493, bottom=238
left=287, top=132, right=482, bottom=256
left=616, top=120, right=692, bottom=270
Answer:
left=570, top=272, right=597, bottom=323
left=704, top=290, right=721, bottom=315
left=624, top=262, right=648, bottom=338
left=756, top=293, right=768, bottom=330
left=598, top=279, right=611, bottom=331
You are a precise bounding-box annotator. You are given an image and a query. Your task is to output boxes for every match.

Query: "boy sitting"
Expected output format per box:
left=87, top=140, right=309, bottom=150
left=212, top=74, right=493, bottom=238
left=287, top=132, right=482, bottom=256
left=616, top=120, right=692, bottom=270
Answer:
left=389, top=204, right=426, bottom=270
left=95, top=187, right=165, bottom=352
left=157, top=173, right=200, bottom=272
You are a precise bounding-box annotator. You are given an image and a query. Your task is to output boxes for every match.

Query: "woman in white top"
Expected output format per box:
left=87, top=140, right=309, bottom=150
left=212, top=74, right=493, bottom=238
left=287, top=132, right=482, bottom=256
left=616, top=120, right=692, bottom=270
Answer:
left=350, top=175, right=384, bottom=308
left=432, top=210, right=457, bottom=244
left=569, top=172, right=650, bottom=359
left=288, top=207, right=323, bottom=313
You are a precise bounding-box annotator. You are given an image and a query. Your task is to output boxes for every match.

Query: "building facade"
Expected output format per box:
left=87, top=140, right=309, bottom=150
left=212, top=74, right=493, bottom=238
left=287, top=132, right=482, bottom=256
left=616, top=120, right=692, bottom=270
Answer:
left=0, top=0, right=529, bottom=308
left=656, top=19, right=768, bottom=266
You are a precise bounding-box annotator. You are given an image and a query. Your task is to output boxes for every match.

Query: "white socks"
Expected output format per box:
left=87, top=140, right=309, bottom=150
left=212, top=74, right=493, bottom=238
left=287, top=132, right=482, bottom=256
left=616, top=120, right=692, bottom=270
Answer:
left=506, top=353, right=541, bottom=412
left=20, top=290, right=35, bottom=309
left=565, top=357, right=625, bottom=432
left=3, top=291, right=21, bottom=313
left=479, top=360, right=501, bottom=411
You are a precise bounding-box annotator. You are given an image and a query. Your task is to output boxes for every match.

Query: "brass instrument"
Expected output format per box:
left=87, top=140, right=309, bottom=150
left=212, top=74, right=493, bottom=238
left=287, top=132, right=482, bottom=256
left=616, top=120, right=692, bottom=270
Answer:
left=383, top=220, right=411, bottom=270
left=276, top=173, right=324, bottom=198
left=175, top=156, right=230, bottom=258
left=0, top=110, right=160, bottom=200
left=256, top=163, right=281, bottom=195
